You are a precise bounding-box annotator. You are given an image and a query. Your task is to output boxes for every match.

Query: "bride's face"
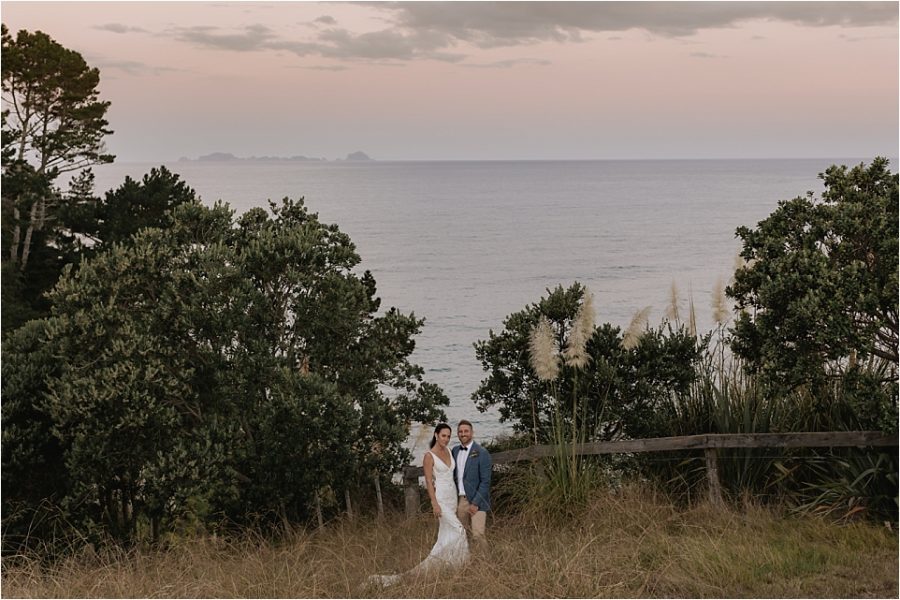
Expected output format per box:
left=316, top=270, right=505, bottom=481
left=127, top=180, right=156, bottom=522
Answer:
left=436, top=428, right=451, bottom=448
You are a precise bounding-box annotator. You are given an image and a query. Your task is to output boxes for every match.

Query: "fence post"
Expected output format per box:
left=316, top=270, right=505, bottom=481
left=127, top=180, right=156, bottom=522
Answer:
left=403, top=466, right=420, bottom=518
left=704, top=447, right=724, bottom=506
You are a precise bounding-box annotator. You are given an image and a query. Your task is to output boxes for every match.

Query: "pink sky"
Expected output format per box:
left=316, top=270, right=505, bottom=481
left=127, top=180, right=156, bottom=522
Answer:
left=2, top=1, right=897, bottom=161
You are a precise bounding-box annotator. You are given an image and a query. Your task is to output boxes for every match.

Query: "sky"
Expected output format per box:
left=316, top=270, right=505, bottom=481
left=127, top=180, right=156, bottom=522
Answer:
left=2, top=1, right=898, bottom=161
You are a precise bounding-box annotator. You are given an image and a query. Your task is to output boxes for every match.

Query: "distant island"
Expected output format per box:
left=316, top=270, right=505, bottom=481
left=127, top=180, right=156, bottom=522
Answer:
left=343, top=151, right=372, bottom=161
left=179, top=151, right=373, bottom=162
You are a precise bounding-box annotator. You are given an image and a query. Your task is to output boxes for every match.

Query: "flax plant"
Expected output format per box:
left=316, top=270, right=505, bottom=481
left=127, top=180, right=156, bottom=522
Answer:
left=650, top=280, right=786, bottom=499
left=651, top=279, right=895, bottom=516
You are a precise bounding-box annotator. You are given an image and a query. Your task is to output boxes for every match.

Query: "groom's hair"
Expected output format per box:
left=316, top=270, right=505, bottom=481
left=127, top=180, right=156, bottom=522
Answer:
left=458, top=419, right=473, bottom=430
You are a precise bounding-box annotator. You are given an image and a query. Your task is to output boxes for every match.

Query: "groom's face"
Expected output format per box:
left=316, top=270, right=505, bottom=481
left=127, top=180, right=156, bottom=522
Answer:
left=457, top=424, right=473, bottom=446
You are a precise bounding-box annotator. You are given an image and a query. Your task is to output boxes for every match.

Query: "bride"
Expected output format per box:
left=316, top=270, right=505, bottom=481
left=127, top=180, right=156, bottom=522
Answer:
left=369, top=423, right=469, bottom=586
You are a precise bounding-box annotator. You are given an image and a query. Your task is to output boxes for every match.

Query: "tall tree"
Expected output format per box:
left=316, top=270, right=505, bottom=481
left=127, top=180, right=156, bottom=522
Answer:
left=1, top=24, right=113, bottom=270
left=728, top=158, right=898, bottom=393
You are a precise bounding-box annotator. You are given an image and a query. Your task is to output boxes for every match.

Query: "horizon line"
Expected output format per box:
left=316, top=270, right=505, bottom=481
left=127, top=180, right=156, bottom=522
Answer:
left=108, top=155, right=897, bottom=165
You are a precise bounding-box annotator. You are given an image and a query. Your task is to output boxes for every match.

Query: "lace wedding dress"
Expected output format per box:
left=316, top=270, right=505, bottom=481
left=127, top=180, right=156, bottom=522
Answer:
left=369, top=450, right=469, bottom=587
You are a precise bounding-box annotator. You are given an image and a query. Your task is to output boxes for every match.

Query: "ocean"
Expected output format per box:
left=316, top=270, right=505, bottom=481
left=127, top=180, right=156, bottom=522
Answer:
left=88, top=157, right=887, bottom=453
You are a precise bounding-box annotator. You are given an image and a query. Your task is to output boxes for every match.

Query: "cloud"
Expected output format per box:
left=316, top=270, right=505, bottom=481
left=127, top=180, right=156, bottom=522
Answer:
left=90, top=58, right=180, bottom=76
left=376, top=1, right=899, bottom=45
left=689, top=52, right=724, bottom=59
left=94, top=23, right=147, bottom=34
left=311, top=27, right=463, bottom=61
left=839, top=31, right=900, bottom=42
left=460, top=58, right=552, bottom=69
left=300, top=65, right=349, bottom=71
left=170, top=22, right=464, bottom=63
left=161, top=2, right=898, bottom=66
left=171, top=24, right=276, bottom=52
left=263, top=39, right=323, bottom=57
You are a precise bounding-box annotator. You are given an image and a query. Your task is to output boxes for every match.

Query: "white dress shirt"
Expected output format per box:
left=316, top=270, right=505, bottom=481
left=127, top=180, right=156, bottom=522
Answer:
left=456, top=443, right=471, bottom=495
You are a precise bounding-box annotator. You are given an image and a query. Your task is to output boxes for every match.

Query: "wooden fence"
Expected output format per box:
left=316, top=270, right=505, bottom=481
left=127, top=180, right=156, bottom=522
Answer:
left=402, top=431, right=898, bottom=516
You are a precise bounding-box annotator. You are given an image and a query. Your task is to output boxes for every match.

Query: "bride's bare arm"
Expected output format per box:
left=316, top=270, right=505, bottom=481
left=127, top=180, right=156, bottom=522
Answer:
left=423, top=453, right=441, bottom=518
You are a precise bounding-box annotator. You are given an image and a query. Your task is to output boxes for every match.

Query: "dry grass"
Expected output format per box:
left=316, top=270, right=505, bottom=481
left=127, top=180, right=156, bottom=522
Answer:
left=3, top=485, right=897, bottom=598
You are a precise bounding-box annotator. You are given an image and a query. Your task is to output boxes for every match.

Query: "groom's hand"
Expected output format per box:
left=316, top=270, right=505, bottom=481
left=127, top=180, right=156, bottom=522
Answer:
left=468, top=504, right=478, bottom=516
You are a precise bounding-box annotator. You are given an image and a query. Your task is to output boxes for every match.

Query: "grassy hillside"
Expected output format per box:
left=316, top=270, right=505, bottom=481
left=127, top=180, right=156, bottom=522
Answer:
left=3, top=485, right=896, bottom=598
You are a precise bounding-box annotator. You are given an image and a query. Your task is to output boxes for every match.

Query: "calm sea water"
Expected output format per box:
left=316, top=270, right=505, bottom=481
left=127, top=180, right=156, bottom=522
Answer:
left=88, top=158, right=885, bottom=452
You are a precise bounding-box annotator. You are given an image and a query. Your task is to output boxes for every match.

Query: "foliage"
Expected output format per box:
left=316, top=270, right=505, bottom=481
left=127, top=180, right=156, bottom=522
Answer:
left=1, top=198, right=447, bottom=549
left=2, top=24, right=116, bottom=332
left=1, top=320, right=71, bottom=548
left=1, top=24, right=113, bottom=269
left=478, top=264, right=895, bottom=520
left=472, top=282, right=701, bottom=443
left=0, top=160, right=57, bottom=329
left=789, top=450, right=898, bottom=522
left=1, top=24, right=113, bottom=175
left=0, top=166, right=199, bottom=334
left=525, top=294, right=597, bottom=509
left=715, top=158, right=899, bottom=517
left=0, top=259, right=41, bottom=334
left=729, top=157, right=898, bottom=399
left=92, top=166, right=198, bottom=249
left=636, top=325, right=898, bottom=519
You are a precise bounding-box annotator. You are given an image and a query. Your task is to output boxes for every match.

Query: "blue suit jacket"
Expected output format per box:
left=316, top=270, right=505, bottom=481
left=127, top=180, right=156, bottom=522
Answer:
left=452, top=441, right=492, bottom=512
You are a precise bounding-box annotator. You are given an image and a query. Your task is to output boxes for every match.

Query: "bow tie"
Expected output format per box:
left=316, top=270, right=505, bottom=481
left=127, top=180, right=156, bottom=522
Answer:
left=460, top=446, right=468, bottom=451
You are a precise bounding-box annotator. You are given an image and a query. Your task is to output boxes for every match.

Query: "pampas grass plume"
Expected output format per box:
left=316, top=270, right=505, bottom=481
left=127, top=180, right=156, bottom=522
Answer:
left=622, top=306, right=652, bottom=350
left=734, top=251, right=757, bottom=274
left=685, top=285, right=698, bottom=337
left=411, top=422, right=432, bottom=455
left=711, top=277, right=730, bottom=326
left=665, top=281, right=680, bottom=323
left=733, top=252, right=746, bottom=275
left=529, top=315, right=560, bottom=381
left=563, top=290, right=595, bottom=369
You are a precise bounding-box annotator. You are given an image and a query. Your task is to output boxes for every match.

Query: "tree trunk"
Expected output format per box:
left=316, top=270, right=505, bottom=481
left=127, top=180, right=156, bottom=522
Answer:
left=151, top=515, right=160, bottom=545
left=19, top=197, right=42, bottom=271
left=103, top=487, right=115, bottom=532
left=121, top=484, right=134, bottom=537
left=373, top=475, right=384, bottom=520
left=279, top=501, right=293, bottom=535
left=10, top=205, right=21, bottom=264
left=315, top=491, right=324, bottom=530
left=344, top=489, right=354, bottom=520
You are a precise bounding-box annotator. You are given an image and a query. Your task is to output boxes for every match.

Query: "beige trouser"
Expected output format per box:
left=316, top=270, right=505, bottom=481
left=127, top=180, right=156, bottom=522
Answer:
left=456, top=495, right=486, bottom=541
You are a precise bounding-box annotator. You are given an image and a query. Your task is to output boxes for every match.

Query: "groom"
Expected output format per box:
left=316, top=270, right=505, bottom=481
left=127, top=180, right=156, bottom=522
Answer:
left=452, top=420, right=492, bottom=545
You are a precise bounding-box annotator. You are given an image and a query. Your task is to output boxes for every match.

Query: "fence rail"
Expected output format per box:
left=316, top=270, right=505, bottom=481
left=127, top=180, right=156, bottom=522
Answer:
left=402, top=430, right=898, bottom=516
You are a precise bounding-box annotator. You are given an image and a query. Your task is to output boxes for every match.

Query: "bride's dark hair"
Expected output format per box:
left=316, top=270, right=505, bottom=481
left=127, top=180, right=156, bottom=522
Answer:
left=429, top=423, right=451, bottom=449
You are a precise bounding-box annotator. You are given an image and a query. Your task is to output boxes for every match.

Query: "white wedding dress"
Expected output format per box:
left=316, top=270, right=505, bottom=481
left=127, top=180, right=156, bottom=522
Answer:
left=369, top=450, right=469, bottom=587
